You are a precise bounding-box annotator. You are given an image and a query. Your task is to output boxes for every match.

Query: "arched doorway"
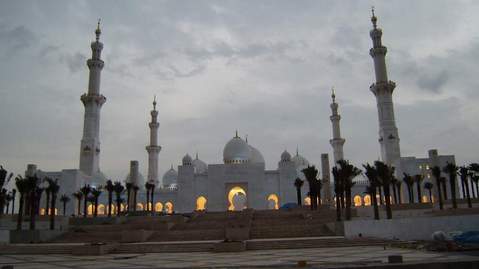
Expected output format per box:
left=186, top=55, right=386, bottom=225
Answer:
left=196, top=196, right=207, bottom=211
left=155, top=202, right=163, bottom=212
left=228, top=186, right=247, bottom=211
left=353, top=195, right=362, bottom=207
left=165, top=201, right=174, bottom=214
left=267, top=194, right=279, bottom=210
left=136, top=203, right=144, bottom=211
left=304, top=197, right=311, bottom=206
left=363, top=195, right=371, bottom=206
left=98, top=204, right=105, bottom=215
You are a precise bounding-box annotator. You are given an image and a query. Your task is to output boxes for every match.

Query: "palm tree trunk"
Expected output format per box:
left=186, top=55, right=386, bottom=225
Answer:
left=442, top=181, right=448, bottom=200
left=392, top=184, right=397, bottom=204
left=126, top=189, right=131, bottom=212
left=63, top=201, right=66, bottom=216
left=108, top=192, right=112, bottom=217
left=461, top=180, right=466, bottom=200
left=335, top=195, right=341, bottom=221
left=340, top=192, right=345, bottom=209
left=371, top=189, right=379, bottom=220
left=476, top=182, right=479, bottom=199
left=397, top=186, right=402, bottom=204
left=83, top=196, right=88, bottom=217
left=450, top=177, right=458, bottom=209
left=29, top=191, right=36, bottom=230
left=77, top=198, right=81, bottom=216
left=416, top=182, right=422, bottom=203
left=16, top=194, right=24, bottom=230
left=133, top=190, right=138, bottom=212
left=150, top=189, right=155, bottom=214
left=11, top=195, right=15, bottom=215
left=465, top=178, right=472, bottom=208
left=471, top=182, right=476, bottom=199
left=378, top=186, right=383, bottom=205
left=384, top=185, right=392, bottom=219
left=145, top=189, right=149, bottom=211
left=49, top=194, right=56, bottom=230
left=345, top=189, right=352, bottom=220
left=296, top=187, right=302, bottom=206
left=45, top=192, right=50, bottom=216
left=94, top=199, right=98, bottom=217
left=428, top=189, right=432, bottom=203
left=436, top=177, right=444, bottom=210
left=116, top=198, right=121, bottom=216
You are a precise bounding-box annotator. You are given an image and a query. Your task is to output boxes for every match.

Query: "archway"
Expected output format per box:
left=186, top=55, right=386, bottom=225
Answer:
left=228, top=186, right=247, bottom=211
left=165, top=201, right=174, bottom=214
left=304, top=197, right=311, bottom=206
left=363, top=195, right=371, bottom=206
left=353, top=195, right=362, bottom=207
left=136, top=203, right=144, bottom=211
left=267, top=194, right=279, bottom=210
left=98, top=204, right=105, bottom=215
left=87, top=204, right=94, bottom=216
left=155, top=202, right=163, bottom=212
left=196, top=196, right=207, bottom=211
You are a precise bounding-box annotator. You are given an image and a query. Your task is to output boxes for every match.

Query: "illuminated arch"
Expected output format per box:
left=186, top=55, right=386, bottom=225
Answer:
left=363, top=195, right=371, bottom=206
left=165, top=202, right=174, bottom=214
left=136, top=203, right=144, bottom=211
left=304, top=197, right=311, bottom=206
left=422, top=195, right=429, bottom=203
left=196, top=196, right=207, bottom=211
left=98, top=204, right=105, bottom=215
left=227, top=186, right=247, bottom=211
left=87, top=204, right=94, bottom=216
left=155, top=202, right=163, bottom=212
left=353, top=195, right=362, bottom=207
left=40, top=208, right=45, bottom=215
left=267, top=194, right=279, bottom=210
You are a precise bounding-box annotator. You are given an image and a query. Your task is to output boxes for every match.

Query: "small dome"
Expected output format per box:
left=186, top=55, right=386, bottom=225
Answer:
left=162, top=165, right=178, bottom=187
left=249, top=145, right=265, bottom=164
left=280, top=150, right=291, bottom=162
left=223, top=134, right=251, bottom=164
left=292, top=152, right=309, bottom=168
left=182, top=154, right=193, bottom=165
left=192, top=153, right=208, bottom=174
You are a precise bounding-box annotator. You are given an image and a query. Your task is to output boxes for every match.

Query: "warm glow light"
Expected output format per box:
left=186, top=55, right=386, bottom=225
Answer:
left=165, top=201, right=174, bottom=214
left=304, top=197, right=311, bottom=206
left=136, top=203, right=144, bottom=211
left=155, top=202, right=163, bottom=212
left=267, top=194, right=279, bottom=209
left=196, top=196, right=207, bottom=211
left=363, top=195, right=371, bottom=206
left=228, top=186, right=246, bottom=211
left=354, top=195, right=362, bottom=207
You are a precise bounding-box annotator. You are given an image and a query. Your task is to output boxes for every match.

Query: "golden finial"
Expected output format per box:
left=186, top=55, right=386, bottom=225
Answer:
left=95, top=18, right=102, bottom=41
left=331, top=86, right=336, bottom=103
left=371, top=6, right=377, bottom=29
left=235, top=130, right=239, bottom=138
left=153, top=95, right=157, bottom=110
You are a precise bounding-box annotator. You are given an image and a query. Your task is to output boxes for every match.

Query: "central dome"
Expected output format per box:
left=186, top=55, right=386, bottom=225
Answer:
left=223, top=134, right=251, bottom=164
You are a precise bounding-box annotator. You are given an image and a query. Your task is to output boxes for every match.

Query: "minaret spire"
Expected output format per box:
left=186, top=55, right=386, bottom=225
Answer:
left=79, top=21, right=107, bottom=177
left=369, top=9, right=401, bottom=167
left=329, top=87, right=345, bottom=163
left=146, top=96, right=162, bottom=185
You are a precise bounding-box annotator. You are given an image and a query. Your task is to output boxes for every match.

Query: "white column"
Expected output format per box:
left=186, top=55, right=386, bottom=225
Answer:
left=146, top=97, right=161, bottom=185
left=329, top=89, right=345, bottom=164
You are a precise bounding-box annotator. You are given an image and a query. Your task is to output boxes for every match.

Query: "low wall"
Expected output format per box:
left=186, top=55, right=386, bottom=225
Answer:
left=344, top=214, right=479, bottom=240
left=0, top=230, right=9, bottom=244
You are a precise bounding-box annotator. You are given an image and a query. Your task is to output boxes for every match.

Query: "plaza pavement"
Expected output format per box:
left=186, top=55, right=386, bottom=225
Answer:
left=0, top=246, right=478, bottom=268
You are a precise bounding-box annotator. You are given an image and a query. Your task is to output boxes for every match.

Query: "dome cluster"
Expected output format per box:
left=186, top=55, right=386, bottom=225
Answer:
left=223, top=133, right=265, bottom=165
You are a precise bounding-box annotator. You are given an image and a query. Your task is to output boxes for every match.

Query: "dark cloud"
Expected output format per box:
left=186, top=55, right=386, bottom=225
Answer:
left=416, top=70, right=449, bottom=93
left=60, top=52, right=87, bottom=73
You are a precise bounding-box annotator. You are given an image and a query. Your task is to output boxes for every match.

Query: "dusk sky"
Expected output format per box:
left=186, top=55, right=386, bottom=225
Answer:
left=1, top=1, right=478, bottom=184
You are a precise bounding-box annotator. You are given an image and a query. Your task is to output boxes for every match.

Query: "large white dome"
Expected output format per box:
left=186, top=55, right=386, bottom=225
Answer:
left=249, top=145, right=265, bottom=164
left=162, top=165, right=178, bottom=187
left=192, top=153, right=208, bottom=174
left=223, top=135, right=251, bottom=164
left=292, top=150, right=309, bottom=180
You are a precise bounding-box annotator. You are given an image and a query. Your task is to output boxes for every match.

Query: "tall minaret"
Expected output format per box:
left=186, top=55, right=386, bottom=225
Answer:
left=79, top=20, right=106, bottom=176
left=369, top=8, right=401, bottom=167
left=146, top=96, right=161, bottom=184
left=329, top=88, right=345, bottom=164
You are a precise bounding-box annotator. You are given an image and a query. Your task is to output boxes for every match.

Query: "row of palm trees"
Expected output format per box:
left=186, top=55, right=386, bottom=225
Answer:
left=293, top=161, right=479, bottom=222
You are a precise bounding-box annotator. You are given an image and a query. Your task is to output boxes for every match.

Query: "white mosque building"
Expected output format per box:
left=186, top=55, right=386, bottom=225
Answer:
left=25, top=12, right=459, bottom=216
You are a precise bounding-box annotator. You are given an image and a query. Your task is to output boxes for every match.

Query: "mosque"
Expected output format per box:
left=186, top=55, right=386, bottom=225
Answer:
left=27, top=12, right=457, bottom=216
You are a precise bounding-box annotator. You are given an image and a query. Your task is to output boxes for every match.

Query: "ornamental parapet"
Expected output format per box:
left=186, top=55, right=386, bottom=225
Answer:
left=146, top=145, right=162, bottom=153
left=370, top=80, right=396, bottom=95
left=87, top=59, right=104, bottom=69
left=81, top=93, right=106, bottom=106
left=369, top=46, right=387, bottom=57
left=149, top=122, right=159, bottom=128
left=329, top=138, right=345, bottom=146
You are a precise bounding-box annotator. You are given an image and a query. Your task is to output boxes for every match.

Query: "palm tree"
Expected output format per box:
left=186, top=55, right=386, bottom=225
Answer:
left=443, top=162, right=458, bottom=209
left=332, top=166, right=342, bottom=221
left=414, top=174, right=424, bottom=203
left=26, top=175, right=41, bottom=230
left=91, top=188, right=102, bottom=217
left=294, top=178, right=304, bottom=206
left=363, top=163, right=380, bottom=220
left=302, top=166, right=319, bottom=210
left=5, top=192, right=13, bottom=215
left=125, top=182, right=132, bottom=212
left=337, top=160, right=361, bottom=220
left=105, top=180, right=114, bottom=217
left=80, top=184, right=91, bottom=217
left=375, top=161, right=393, bottom=219
left=471, top=175, right=479, bottom=199
left=60, top=194, right=70, bottom=216
left=113, top=182, right=124, bottom=216
left=424, top=182, right=434, bottom=203
left=395, top=180, right=402, bottom=204
left=133, top=185, right=139, bottom=212
left=0, top=189, right=7, bottom=215
left=15, top=176, right=28, bottom=230
left=458, top=166, right=472, bottom=208
left=48, top=179, right=60, bottom=230
left=440, top=177, right=448, bottom=201
left=402, top=173, right=414, bottom=204
left=431, top=166, right=444, bottom=210
left=44, top=178, right=52, bottom=216
left=144, top=182, right=151, bottom=211
left=72, top=191, right=83, bottom=216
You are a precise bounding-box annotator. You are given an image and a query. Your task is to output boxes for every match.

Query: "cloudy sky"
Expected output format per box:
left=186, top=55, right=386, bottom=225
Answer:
left=1, top=1, right=478, bottom=184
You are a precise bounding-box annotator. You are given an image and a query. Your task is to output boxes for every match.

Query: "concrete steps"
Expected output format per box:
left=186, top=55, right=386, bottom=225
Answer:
left=246, top=237, right=388, bottom=250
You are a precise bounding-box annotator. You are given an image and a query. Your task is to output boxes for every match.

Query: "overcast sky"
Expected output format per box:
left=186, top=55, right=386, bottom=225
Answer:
left=1, top=1, right=479, bottom=185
